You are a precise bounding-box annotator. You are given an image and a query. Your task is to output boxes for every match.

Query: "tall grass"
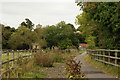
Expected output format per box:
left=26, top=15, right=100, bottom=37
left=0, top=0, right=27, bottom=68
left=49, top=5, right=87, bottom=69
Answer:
left=34, top=51, right=54, bottom=67
left=2, top=57, right=45, bottom=78
left=34, top=49, right=77, bottom=67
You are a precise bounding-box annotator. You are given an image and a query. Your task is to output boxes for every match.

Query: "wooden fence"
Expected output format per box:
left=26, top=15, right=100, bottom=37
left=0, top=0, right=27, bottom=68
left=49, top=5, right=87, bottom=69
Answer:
left=87, top=49, right=120, bottom=67
left=0, top=49, right=38, bottom=78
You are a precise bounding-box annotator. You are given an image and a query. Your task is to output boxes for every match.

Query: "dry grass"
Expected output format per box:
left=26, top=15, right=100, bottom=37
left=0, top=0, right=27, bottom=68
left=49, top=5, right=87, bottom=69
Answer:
left=34, top=51, right=54, bottom=67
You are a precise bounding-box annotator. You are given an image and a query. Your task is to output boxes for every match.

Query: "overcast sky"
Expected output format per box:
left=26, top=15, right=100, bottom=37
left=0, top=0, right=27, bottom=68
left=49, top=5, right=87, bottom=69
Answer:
left=0, top=0, right=82, bottom=28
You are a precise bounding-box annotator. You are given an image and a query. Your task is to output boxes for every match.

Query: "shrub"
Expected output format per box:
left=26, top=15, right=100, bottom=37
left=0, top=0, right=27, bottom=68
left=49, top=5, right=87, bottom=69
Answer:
left=34, top=51, right=54, bottom=67
left=65, top=55, right=85, bottom=79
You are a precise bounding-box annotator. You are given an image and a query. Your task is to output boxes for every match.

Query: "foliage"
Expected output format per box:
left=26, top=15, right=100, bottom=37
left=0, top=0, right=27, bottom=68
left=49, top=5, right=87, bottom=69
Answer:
left=44, top=21, right=84, bottom=49
left=2, top=24, right=16, bottom=49
left=21, top=18, right=34, bottom=29
left=8, top=26, right=37, bottom=50
left=44, top=25, right=59, bottom=48
left=34, top=27, right=47, bottom=49
left=76, top=2, right=120, bottom=49
left=2, top=19, right=85, bottom=50
left=58, top=38, right=72, bottom=49
left=65, top=55, right=85, bottom=79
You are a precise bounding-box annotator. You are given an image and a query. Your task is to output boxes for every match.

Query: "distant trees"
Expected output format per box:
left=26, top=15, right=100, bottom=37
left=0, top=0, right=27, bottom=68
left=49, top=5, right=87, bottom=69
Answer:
left=76, top=2, right=120, bottom=49
left=8, top=26, right=37, bottom=50
left=21, top=18, right=34, bottom=29
left=2, top=19, right=85, bottom=50
left=44, top=21, right=85, bottom=49
left=2, top=24, right=16, bottom=49
left=34, top=27, right=47, bottom=49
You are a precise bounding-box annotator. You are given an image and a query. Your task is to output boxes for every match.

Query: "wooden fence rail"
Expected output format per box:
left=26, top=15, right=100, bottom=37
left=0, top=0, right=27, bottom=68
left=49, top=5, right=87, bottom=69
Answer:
left=0, top=49, right=39, bottom=78
left=87, top=49, right=120, bottom=67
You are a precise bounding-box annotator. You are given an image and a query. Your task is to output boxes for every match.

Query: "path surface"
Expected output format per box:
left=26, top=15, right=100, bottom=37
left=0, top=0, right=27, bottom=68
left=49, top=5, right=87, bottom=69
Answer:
left=43, top=63, right=67, bottom=78
left=74, top=52, right=118, bottom=80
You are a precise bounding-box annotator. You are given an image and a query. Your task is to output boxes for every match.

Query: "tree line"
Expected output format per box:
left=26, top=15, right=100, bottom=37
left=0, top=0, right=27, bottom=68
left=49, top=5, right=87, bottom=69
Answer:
left=76, top=2, right=120, bottom=49
left=1, top=19, right=85, bottom=50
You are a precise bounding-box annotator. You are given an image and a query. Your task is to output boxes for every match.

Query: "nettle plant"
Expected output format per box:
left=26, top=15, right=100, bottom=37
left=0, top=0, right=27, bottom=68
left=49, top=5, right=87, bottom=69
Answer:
left=65, top=55, right=85, bottom=79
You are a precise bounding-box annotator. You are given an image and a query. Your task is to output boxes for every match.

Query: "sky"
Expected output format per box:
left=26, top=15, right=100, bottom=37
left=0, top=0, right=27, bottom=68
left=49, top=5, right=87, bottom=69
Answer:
left=0, top=0, right=82, bottom=29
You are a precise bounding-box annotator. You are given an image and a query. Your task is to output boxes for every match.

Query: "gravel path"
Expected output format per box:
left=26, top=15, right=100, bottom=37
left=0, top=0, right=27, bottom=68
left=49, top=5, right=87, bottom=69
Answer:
left=43, top=63, right=68, bottom=78
left=74, top=52, right=118, bottom=80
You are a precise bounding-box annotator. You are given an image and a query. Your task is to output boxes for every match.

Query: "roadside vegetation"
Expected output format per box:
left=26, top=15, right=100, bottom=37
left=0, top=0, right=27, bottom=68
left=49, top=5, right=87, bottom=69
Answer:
left=2, top=49, right=79, bottom=78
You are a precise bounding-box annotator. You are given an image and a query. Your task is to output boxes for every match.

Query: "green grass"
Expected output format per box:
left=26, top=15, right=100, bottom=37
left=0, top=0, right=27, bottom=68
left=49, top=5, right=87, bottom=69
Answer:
left=79, top=50, right=86, bottom=54
left=2, top=52, right=32, bottom=62
left=21, top=65, right=46, bottom=78
left=83, top=54, right=119, bottom=78
left=2, top=57, right=46, bottom=78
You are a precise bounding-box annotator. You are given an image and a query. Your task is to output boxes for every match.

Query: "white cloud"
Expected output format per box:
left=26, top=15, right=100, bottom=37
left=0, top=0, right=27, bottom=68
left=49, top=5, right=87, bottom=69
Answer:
left=0, top=0, right=82, bottom=29
left=0, top=0, right=72, bottom=2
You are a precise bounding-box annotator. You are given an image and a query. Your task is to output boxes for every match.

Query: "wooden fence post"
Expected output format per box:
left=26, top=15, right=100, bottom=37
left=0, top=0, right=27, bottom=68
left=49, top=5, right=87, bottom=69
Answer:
left=24, top=49, right=26, bottom=56
left=6, top=52, right=9, bottom=78
left=103, top=51, right=105, bottom=61
left=115, top=52, right=117, bottom=65
left=100, top=51, right=102, bottom=60
left=12, top=50, right=14, bottom=67
left=96, top=51, right=100, bottom=60
left=108, top=51, right=110, bottom=63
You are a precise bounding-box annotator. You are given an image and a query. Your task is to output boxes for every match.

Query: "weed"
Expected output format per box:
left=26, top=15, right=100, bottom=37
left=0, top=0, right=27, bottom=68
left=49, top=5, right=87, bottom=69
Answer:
left=65, top=55, right=85, bottom=79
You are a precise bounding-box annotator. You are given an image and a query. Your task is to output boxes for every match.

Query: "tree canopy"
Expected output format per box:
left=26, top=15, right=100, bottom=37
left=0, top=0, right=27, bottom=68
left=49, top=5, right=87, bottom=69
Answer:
left=44, top=21, right=84, bottom=49
left=2, top=19, right=85, bottom=50
left=21, top=18, right=34, bottom=29
left=76, top=2, right=120, bottom=49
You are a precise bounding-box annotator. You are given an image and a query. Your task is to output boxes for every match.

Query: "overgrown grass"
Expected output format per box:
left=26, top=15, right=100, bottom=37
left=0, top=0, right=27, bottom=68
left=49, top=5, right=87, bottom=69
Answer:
left=2, top=57, right=46, bottom=78
left=2, top=49, right=79, bottom=78
left=2, top=52, right=32, bottom=62
left=21, top=65, right=45, bottom=78
left=83, top=54, right=119, bottom=78
left=52, top=53, right=65, bottom=63
left=18, top=58, right=46, bottom=78
left=79, top=50, right=86, bottom=54
left=34, top=50, right=77, bottom=67
left=34, top=52, right=54, bottom=67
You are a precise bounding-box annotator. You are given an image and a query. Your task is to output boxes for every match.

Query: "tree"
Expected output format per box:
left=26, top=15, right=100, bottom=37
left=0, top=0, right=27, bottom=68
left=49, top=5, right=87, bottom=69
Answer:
left=34, top=26, right=47, bottom=49
left=21, top=18, right=34, bottom=29
left=76, top=2, right=120, bottom=49
left=2, top=24, right=16, bottom=49
left=8, top=26, right=37, bottom=50
left=58, top=38, right=72, bottom=49
left=44, top=25, right=59, bottom=49
left=44, top=21, right=84, bottom=49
